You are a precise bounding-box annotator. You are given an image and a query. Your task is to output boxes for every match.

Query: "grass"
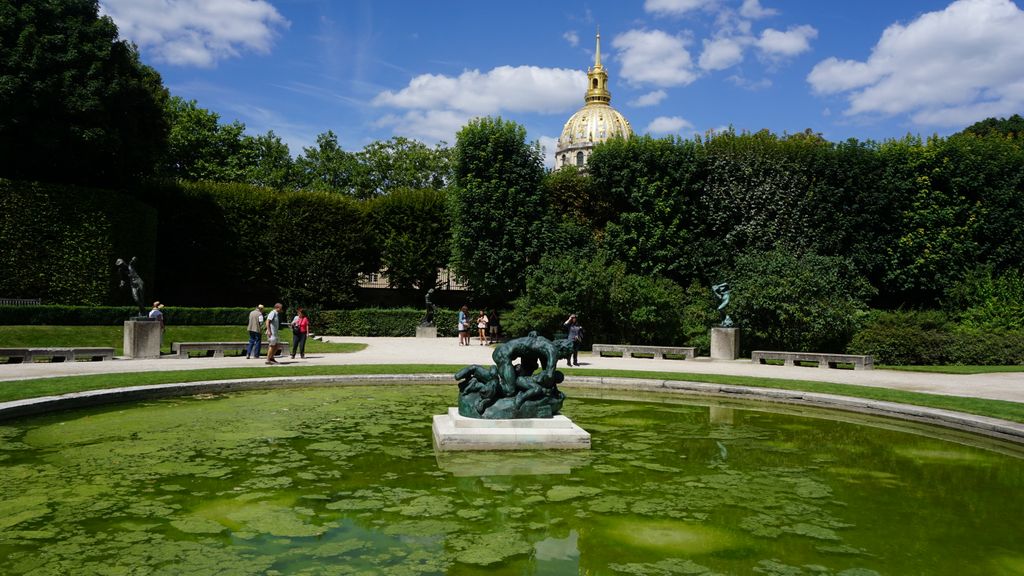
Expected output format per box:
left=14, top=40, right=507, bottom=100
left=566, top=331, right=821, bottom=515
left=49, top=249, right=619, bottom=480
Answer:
left=882, top=365, right=1024, bottom=374
left=0, top=326, right=366, bottom=356
left=2, top=363, right=1023, bottom=425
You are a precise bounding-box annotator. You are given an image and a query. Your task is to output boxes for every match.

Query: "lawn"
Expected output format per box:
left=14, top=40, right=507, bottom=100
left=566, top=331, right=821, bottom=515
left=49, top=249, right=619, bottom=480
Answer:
left=2, top=364, right=1023, bottom=425
left=0, top=325, right=366, bottom=355
left=881, top=364, right=1024, bottom=374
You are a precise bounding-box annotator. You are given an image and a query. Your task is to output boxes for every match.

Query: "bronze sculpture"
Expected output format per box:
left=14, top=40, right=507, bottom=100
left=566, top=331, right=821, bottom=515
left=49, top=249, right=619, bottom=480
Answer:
left=419, top=288, right=437, bottom=327
left=712, top=282, right=734, bottom=327
left=116, top=257, right=146, bottom=317
left=454, top=332, right=573, bottom=419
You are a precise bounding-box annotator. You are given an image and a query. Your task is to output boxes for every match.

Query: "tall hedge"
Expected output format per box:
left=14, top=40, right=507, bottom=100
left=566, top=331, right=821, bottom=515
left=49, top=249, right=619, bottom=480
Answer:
left=0, top=305, right=248, bottom=326
left=315, top=308, right=460, bottom=337
left=146, top=181, right=370, bottom=308
left=0, top=179, right=157, bottom=305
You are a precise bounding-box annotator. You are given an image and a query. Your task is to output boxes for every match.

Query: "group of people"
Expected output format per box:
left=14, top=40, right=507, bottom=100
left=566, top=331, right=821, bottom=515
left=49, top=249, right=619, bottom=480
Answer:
left=246, top=303, right=310, bottom=364
left=457, top=306, right=501, bottom=346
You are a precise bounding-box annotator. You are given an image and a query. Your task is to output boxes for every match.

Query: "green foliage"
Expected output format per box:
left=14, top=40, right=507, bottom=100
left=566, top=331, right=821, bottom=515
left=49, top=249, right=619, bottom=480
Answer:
left=293, top=131, right=359, bottom=194
left=849, top=310, right=1024, bottom=365
left=315, top=308, right=459, bottom=337
left=161, top=97, right=250, bottom=182
left=960, top=114, right=1024, bottom=140
left=353, top=137, right=454, bottom=197
left=945, top=266, right=1024, bottom=331
left=366, top=189, right=451, bottom=290
left=0, top=0, right=169, bottom=185
left=507, top=252, right=687, bottom=345
left=680, top=281, right=719, bottom=356
left=149, top=181, right=370, bottom=308
left=0, top=306, right=249, bottom=326
left=729, top=248, right=875, bottom=353
left=450, top=117, right=552, bottom=301
left=0, top=179, right=157, bottom=305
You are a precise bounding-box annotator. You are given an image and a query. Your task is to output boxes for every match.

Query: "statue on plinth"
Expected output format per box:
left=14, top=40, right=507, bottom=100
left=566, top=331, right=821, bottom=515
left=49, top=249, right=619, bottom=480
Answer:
left=116, top=256, right=146, bottom=317
left=454, top=332, right=573, bottom=419
left=419, top=288, right=437, bottom=327
left=712, top=282, right=734, bottom=327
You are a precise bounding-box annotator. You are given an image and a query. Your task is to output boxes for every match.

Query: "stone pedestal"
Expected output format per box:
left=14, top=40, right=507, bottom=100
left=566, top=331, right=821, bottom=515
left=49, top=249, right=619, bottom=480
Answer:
left=416, top=325, right=438, bottom=338
left=432, top=408, right=591, bottom=451
left=124, top=319, right=161, bottom=359
left=710, top=327, right=740, bottom=360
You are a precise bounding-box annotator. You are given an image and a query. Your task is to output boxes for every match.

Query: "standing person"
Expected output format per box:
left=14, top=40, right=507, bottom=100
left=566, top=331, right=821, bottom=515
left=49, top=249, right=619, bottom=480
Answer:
left=458, top=305, right=470, bottom=346
left=487, top=309, right=500, bottom=344
left=149, top=301, right=165, bottom=351
left=290, top=307, right=309, bottom=359
left=563, top=313, right=584, bottom=367
left=265, top=303, right=283, bottom=365
left=476, top=310, right=489, bottom=346
left=246, top=304, right=264, bottom=359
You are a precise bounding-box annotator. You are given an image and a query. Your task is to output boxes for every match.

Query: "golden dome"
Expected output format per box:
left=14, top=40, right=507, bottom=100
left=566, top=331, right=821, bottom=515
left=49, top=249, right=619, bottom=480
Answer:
left=555, top=30, right=633, bottom=170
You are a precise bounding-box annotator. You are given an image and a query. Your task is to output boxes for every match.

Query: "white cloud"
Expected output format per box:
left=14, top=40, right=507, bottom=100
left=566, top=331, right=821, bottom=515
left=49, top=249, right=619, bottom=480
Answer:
left=563, top=30, right=580, bottom=47
left=756, top=25, right=817, bottom=57
left=644, top=0, right=715, bottom=16
left=373, top=66, right=585, bottom=115
left=629, top=90, right=669, bottom=107
left=537, top=135, right=559, bottom=168
left=646, top=115, right=695, bottom=134
left=613, top=29, right=698, bottom=87
left=807, top=0, right=1024, bottom=125
left=699, top=37, right=746, bottom=70
left=100, top=0, right=288, bottom=67
left=739, top=0, right=778, bottom=19
left=375, top=110, right=472, bottom=143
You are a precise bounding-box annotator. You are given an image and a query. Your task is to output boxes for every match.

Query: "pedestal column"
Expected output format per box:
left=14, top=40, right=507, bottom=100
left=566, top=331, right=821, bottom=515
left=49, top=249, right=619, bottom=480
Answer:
left=710, top=327, right=740, bottom=360
left=124, top=319, right=161, bottom=359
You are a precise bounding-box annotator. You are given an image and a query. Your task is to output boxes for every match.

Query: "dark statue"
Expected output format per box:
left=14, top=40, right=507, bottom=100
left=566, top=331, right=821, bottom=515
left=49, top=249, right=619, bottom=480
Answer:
left=455, top=332, right=574, bottom=419
left=116, top=257, right=146, bottom=317
left=712, top=282, right=734, bottom=327
left=419, top=288, right=437, bottom=327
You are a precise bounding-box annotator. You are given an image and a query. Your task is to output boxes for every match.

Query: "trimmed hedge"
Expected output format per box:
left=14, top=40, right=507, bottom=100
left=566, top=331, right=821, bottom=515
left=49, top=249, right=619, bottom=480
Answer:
left=315, top=308, right=461, bottom=337
left=848, top=310, right=1024, bottom=365
left=0, top=306, right=250, bottom=326
left=0, top=179, right=157, bottom=305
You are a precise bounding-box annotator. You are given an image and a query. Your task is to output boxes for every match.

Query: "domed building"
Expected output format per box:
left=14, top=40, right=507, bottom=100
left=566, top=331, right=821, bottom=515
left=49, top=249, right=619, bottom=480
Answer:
left=554, top=31, right=633, bottom=170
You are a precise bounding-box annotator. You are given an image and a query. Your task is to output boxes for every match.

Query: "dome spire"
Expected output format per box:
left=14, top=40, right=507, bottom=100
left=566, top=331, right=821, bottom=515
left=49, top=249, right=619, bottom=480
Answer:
left=585, top=28, right=611, bottom=105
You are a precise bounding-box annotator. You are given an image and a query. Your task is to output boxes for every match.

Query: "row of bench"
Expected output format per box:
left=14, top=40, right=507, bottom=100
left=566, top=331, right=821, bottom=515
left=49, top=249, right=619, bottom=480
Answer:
left=587, top=344, right=872, bottom=370
left=1, top=341, right=291, bottom=363
left=170, top=341, right=289, bottom=359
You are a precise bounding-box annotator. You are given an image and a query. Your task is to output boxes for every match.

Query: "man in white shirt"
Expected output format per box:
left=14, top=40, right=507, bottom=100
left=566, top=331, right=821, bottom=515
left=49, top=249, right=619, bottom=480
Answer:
left=265, top=303, right=283, bottom=365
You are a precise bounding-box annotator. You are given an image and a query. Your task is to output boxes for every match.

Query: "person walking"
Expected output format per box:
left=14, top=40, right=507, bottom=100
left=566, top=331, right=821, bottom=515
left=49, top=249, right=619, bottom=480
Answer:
left=458, top=305, right=470, bottom=346
left=487, top=309, right=500, bottom=344
left=290, top=307, right=309, bottom=359
left=563, top=313, right=584, bottom=367
left=265, top=303, right=283, bottom=364
left=476, top=310, right=488, bottom=346
left=246, top=304, right=264, bottom=359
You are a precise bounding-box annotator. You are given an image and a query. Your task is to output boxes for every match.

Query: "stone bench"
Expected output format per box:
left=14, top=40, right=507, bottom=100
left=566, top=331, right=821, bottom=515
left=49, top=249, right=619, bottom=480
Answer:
left=591, top=344, right=696, bottom=360
left=0, top=347, right=114, bottom=363
left=171, top=341, right=289, bottom=359
left=751, top=350, right=874, bottom=370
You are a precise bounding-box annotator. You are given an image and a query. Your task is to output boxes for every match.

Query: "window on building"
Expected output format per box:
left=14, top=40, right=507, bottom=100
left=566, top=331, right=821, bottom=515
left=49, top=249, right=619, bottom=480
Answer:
left=592, top=78, right=598, bottom=89
left=576, top=151, right=585, bottom=166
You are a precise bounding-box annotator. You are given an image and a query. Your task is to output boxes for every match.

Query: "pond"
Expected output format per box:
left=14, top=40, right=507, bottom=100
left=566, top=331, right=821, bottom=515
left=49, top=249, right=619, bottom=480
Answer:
left=1, top=384, right=1022, bottom=575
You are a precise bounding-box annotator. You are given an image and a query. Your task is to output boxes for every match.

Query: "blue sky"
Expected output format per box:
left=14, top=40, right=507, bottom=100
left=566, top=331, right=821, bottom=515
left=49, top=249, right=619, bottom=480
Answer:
left=100, top=0, right=1024, bottom=165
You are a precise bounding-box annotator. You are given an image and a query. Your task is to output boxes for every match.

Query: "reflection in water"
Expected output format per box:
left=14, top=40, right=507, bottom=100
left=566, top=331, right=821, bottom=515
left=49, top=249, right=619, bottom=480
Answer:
left=0, top=385, right=1021, bottom=575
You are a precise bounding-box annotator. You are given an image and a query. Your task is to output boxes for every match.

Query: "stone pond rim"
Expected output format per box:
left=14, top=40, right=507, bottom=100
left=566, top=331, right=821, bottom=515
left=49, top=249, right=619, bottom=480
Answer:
left=0, top=373, right=1022, bottom=445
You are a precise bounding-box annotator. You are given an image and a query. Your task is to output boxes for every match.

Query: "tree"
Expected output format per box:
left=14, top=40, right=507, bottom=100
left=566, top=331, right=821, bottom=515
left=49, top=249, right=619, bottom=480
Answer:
left=960, top=114, right=1024, bottom=140
left=242, top=130, right=295, bottom=190
left=161, top=97, right=251, bottom=182
left=353, top=137, right=453, bottom=198
left=0, top=0, right=169, bottom=185
left=450, top=117, right=552, bottom=302
left=294, top=131, right=359, bottom=194
left=367, top=188, right=451, bottom=290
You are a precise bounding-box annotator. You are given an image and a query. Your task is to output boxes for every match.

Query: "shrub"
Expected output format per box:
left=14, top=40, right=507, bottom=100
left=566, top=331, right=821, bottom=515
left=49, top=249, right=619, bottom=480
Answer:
left=680, top=281, right=719, bottom=356
left=945, top=266, right=1024, bottom=331
left=729, top=248, right=875, bottom=353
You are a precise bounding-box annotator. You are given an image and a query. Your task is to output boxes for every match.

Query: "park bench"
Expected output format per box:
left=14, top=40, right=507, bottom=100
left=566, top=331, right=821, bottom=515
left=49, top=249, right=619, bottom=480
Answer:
left=591, top=344, right=696, bottom=360
left=0, top=347, right=114, bottom=363
left=171, top=341, right=289, bottom=359
left=751, top=350, right=874, bottom=370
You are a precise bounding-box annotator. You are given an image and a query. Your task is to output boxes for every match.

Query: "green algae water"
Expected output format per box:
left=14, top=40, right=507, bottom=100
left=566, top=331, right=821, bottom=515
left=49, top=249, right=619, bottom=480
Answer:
left=1, top=385, right=1023, bottom=575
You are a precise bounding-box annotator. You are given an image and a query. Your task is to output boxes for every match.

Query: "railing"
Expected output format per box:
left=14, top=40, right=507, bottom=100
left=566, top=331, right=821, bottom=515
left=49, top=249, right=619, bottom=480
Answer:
left=0, top=298, right=41, bottom=306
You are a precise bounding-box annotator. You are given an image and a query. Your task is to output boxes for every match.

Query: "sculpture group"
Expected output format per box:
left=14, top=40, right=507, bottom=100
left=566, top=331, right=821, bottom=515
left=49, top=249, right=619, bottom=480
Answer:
left=455, top=332, right=574, bottom=419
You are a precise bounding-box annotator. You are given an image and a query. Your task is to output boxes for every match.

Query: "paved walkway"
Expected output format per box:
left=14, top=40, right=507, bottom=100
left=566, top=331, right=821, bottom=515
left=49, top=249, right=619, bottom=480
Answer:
left=0, top=336, right=1021, bottom=403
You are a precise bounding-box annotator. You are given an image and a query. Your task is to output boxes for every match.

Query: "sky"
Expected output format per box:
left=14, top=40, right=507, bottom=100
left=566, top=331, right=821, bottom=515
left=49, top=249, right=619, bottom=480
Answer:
left=99, top=0, right=1024, bottom=166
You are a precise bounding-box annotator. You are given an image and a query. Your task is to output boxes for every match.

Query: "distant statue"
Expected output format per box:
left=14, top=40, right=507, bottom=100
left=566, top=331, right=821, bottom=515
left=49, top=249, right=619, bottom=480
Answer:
left=712, top=282, right=734, bottom=327
left=419, top=288, right=437, bottom=327
left=116, top=257, right=146, bottom=316
left=454, top=331, right=573, bottom=419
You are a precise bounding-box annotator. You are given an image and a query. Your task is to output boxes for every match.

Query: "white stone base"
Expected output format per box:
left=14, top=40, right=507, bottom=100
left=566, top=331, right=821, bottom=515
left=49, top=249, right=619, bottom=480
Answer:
left=432, top=408, right=591, bottom=451
left=415, top=326, right=438, bottom=338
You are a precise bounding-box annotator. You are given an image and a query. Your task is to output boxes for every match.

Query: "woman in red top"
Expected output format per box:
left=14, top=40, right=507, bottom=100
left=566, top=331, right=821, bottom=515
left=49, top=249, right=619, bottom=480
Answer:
left=290, top=307, right=310, bottom=359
